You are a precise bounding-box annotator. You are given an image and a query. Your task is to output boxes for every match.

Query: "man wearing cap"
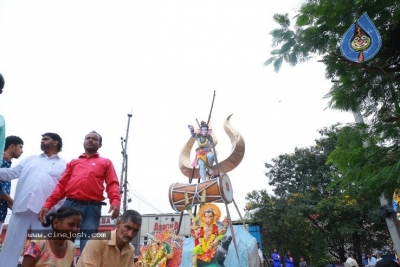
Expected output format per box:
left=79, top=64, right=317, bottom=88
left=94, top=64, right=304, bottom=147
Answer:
left=0, top=133, right=67, bottom=266
left=39, top=131, right=121, bottom=253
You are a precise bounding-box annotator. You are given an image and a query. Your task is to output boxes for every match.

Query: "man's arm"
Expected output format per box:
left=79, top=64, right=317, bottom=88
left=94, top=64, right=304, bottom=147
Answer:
left=258, top=250, right=264, bottom=261
left=0, top=161, right=24, bottom=181
left=76, top=239, right=103, bottom=267
left=38, top=162, right=72, bottom=222
left=43, top=162, right=72, bottom=208
left=0, top=182, right=12, bottom=207
left=0, top=192, right=13, bottom=208
left=104, top=160, right=121, bottom=219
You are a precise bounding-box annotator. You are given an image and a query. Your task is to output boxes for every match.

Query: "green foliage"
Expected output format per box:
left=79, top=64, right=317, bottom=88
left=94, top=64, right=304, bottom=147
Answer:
left=265, top=0, right=400, bottom=206
left=328, top=123, right=400, bottom=200
left=246, top=126, right=390, bottom=264
left=245, top=190, right=329, bottom=266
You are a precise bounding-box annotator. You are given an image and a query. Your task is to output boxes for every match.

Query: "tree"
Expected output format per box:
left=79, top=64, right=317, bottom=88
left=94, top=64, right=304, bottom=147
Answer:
left=246, top=126, right=390, bottom=263
left=245, top=189, right=329, bottom=266
left=265, top=0, right=400, bottom=200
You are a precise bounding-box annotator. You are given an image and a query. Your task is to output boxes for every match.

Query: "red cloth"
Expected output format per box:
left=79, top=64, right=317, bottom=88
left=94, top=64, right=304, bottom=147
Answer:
left=43, top=153, right=121, bottom=209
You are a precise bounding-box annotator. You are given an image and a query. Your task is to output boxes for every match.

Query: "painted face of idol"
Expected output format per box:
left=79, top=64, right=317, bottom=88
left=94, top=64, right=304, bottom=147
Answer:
left=201, top=127, right=208, bottom=136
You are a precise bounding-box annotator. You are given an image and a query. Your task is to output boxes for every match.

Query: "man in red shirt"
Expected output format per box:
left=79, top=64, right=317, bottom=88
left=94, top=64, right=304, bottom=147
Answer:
left=38, top=131, right=121, bottom=253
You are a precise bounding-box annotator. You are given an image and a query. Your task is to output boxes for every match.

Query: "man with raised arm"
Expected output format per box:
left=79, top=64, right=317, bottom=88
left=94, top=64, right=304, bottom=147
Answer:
left=0, top=133, right=66, bottom=266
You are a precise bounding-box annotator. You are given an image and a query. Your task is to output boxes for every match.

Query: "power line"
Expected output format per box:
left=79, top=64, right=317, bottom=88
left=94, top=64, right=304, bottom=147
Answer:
left=126, top=183, right=163, bottom=213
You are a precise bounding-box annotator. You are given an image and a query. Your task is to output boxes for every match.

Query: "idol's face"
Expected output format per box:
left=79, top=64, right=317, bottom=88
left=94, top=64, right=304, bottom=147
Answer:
left=201, top=127, right=208, bottom=136
left=203, top=211, right=214, bottom=225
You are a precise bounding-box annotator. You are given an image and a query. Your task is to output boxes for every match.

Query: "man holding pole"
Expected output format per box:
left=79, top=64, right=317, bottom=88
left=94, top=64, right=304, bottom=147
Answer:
left=188, top=121, right=218, bottom=182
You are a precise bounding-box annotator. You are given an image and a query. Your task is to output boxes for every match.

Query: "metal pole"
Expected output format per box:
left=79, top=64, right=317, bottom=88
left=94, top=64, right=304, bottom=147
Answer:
left=120, top=113, right=132, bottom=210
left=352, top=111, right=400, bottom=255
left=123, top=155, right=128, bottom=213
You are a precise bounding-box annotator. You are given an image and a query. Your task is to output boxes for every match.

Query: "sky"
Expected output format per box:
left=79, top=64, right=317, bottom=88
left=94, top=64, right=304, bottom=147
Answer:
left=0, top=1, right=354, bottom=222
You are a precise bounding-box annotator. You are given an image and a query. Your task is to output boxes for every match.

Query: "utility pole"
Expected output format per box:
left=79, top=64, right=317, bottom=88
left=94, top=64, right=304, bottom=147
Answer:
left=123, top=155, right=129, bottom=213
left=120, top=113, right=132, bottom=212
left=353, top=111, right=400, bottom=255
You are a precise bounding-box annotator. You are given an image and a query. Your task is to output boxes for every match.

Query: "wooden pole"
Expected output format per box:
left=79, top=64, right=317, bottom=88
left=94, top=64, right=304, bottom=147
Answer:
left=207, top=90, right=216, bottom=125
left=225, top=203, right=240, bottom=263
left=233, top=198, right=246, bottom=228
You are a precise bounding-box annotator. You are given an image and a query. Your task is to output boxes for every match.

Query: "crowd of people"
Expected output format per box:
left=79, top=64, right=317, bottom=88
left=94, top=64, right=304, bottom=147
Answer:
left=265, top=248, right=303, bottom=267
left=255, top=249, right=390, bottom=267
left=347, top=252, right=385, bottom=267
left=0, top=73, right=143, bottom=267
left=254, top=247, right=389, bottom=267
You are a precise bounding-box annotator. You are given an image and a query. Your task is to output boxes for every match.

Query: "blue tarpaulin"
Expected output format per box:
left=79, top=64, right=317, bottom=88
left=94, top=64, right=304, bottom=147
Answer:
left=180, top=225, right=262, bottom=267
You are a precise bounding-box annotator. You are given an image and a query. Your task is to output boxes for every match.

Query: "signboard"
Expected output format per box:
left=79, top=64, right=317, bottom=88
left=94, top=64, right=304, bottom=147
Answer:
left=99, top=216, right=115, bottom=226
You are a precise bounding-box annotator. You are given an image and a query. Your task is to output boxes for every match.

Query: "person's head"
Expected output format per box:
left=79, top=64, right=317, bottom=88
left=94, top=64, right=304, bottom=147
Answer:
left=376, top=259, right=400, bottom=267
left=42, top=206, right=82, bottom=235
left=4, top=136, right=24, bottom=159
left=274, top=248, right=278, bottom=253
left=200, top=121, right=209, bottom=136
left=300, top=256, right=304, bottom=261
left=377, top=253, right=381, bottom=259
left=116, top=210, right=142, bottom=246
left=367, top=253, right=372, bottom=258
left=349, top=253, right=354, bottom=258
left=84, top=131, right=102, bottom=154
left=41, top=133, right=63, bottom=153
left=287, top=251, right=291, bottom=256
left=151, top=240, right=161, bottom=251
left=0, top=73, right=4, bottom=94
left=203, top=208, right=215, bottom=225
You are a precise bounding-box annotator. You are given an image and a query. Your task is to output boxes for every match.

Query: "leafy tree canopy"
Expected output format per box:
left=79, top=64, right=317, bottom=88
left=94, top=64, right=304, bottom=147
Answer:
left=246, top=126, right=389, bottom=264
left=265, top=0, right=400, bottom=199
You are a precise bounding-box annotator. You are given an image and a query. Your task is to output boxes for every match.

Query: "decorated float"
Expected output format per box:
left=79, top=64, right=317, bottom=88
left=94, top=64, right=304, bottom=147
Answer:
left=137, top=91, right=261, bottom=267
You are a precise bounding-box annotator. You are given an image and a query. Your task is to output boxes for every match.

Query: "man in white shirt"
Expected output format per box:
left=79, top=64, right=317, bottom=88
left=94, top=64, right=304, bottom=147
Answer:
left=0, top=133, right=67, bottom=267
left=346, top=253, right=359, bottom=267
left=258, top=242, right=265, bottom=267
left=367, top=253, right=377, bottom=267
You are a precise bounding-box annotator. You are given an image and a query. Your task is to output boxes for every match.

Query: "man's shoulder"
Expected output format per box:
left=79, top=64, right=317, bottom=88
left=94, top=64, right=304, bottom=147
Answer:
left=84, top=238, right=109, bottom=251
left=91, top=238, right=109, bottom=245
left=96, top=156, right=115, bottom=167
left=19, top=155, right=41, bottom=163
left=77, top=154, right=113, bottom=164
left=97, top=155, right=113, bottom=163
left=0, top=159, right=10, bottom=168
